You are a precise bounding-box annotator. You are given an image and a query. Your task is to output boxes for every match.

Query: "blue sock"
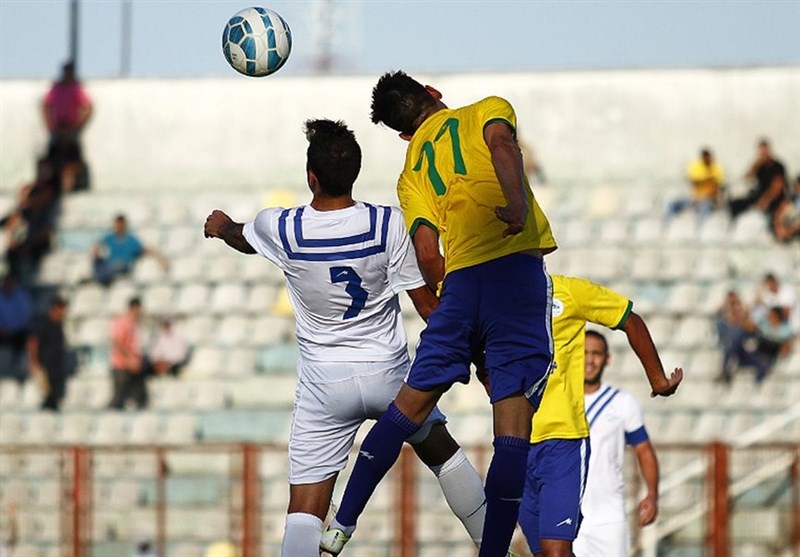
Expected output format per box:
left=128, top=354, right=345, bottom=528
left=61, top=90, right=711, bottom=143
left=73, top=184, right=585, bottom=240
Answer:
left=478, top=436, right=530, bottom=557
left=335, top=402, right=420, bottom=529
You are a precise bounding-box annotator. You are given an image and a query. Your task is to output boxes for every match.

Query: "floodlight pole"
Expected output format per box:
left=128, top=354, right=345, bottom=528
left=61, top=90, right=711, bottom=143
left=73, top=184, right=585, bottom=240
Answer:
left=121, top=0, right=132, bottom=77
left=69, top=0, right=80, bottom=70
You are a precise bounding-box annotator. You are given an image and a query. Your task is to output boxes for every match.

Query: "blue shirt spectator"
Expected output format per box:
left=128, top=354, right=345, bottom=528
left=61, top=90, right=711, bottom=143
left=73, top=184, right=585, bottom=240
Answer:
left=92, top=214, right=165, bottom=286
left=0, top=275, right=32, bottom=380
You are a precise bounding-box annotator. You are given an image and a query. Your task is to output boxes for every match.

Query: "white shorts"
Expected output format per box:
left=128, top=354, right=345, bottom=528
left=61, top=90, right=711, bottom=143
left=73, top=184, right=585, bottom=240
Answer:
left=287, top=358, right=446, bottom=484
left=573, top=520, right=629, bottom=557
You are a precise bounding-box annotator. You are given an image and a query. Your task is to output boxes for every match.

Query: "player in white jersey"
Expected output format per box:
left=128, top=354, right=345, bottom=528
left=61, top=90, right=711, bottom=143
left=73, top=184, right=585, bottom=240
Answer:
left=204, top=119, right=489, bottom=556
left=573, top=330, right=660, bottom=557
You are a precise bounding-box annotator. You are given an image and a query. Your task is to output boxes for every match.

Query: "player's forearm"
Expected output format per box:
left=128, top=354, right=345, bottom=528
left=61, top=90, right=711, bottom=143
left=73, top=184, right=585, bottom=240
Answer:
left=623, top=312, right=669, bottom=393
left=216, top=221, right=256, bottom=254
left=636, top=442, right=659, bottom=498
left=490, top=138, right=529, bottom=213
left=407, top=285, right=439, bottom=322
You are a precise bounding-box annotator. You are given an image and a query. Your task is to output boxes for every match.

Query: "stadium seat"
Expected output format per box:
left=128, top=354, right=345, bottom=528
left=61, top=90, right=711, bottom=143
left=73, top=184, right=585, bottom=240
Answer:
left=210, top=283, right=248, bottom=315
left=74, top=316, right=111, bottom=347
left=176, top=284, right=211, bottom=315
left=142, top=284, right=176, bottom=314
left=170, top=255, right=205, bottom=284
left=216, top=315, right=249, bottom=347
left=69, top=283, right=108, bottom=319
left=248, top=316, right=292, bottom=346
left=731, top=211, right=771, bottom=246
left=89, top=411, right=128, bottom=445
left=132, top=256, right=168, bottom=285
left=0, top=411, right=23, bottom=444
left=163, top=226, right=202, bottom=257
left=223, top=348, right=257, bottom=377
left=179, top=315, right=214, bottom=345
left=59, top=412, right=93, bottom=444
left=162, top=413, right=198, bottom=444
left=246, top=284, right=279, bottom=314
left=106, top=279, right=139, bottom=315
left=156, top=198, right=191, bottom=227
left=128, top=412, right=162, bottom=445
left=183, top=347, right=225, bottom=378
left=22, top=413, right=58, bottom=445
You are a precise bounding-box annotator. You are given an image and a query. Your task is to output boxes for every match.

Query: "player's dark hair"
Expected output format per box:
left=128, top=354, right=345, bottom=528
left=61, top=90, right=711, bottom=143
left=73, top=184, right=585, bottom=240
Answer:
left=370, top=71, right=438, bottom=135
left=585, top=330, right=609, bottom=354
left=304, top=119, right=361, bottom=197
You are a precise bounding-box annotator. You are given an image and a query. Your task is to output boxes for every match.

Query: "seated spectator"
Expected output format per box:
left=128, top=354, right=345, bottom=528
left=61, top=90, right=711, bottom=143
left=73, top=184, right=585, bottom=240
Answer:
left=92, top=214, right=167, bottom=286
left=729, top=138, right=789, bottom=229
left=146, top=317, right=190, bottom=376
left=720, top=306, right=795, bottom=384
left=772, top=174, right=800, bottom=243
left=42, top=60, right=92, bottom=193
left=109, top=297, right=148, bottom=410
left=752, top=272, right=798, bottom=332
left=0, top=275, right=32, bottom=381
left=715, top=289, right=748, bottom=354
left=27, top=296, right=69, bottom=411
left=666, top=147, right=725, bottom=223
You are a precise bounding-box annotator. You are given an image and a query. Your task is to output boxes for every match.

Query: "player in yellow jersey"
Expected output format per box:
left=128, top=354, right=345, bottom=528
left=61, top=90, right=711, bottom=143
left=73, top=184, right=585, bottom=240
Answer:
left=516, top=275, right=682, bottom=557
left=322, top=71, right=556, bottom=557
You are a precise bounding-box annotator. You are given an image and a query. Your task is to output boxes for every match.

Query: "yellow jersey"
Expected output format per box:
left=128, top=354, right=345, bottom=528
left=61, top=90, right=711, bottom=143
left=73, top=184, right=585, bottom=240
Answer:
left=687, top=159, right=725, bottom=201
left=530, top=275, right=632, bottom=443
left=396, top=96, right=557, bottom=277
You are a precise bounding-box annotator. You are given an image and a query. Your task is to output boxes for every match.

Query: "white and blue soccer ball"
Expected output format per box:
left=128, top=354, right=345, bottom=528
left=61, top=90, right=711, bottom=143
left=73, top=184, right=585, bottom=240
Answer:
left=222, top=7, right=292, bottom=77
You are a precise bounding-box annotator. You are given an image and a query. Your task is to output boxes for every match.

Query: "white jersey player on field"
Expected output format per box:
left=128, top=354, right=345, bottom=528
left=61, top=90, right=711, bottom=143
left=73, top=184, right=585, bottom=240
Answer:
left=573, top=330, right=660, bottom=557
left=204, top=119, right=490, bottom=557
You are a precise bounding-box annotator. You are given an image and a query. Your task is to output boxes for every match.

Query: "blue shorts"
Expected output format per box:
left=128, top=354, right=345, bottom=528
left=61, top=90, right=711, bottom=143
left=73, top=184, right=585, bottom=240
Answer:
left=519, top=438, right=591, bottom=553
left=407, top=253, right=554, bottom=406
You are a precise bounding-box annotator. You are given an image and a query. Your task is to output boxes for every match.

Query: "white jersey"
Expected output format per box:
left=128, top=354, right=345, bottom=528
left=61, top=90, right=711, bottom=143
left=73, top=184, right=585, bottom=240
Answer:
left=581, top=383, right=649, bottom=526
left=243, top=202, right=425, bottom=374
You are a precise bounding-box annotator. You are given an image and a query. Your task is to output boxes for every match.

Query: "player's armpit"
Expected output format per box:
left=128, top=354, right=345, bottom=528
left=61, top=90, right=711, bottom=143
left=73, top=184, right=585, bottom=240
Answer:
left=411, top=224, right=444, bottom=291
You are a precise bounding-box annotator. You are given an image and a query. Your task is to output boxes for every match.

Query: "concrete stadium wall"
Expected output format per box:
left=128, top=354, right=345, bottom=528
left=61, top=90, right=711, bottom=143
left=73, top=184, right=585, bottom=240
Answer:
left=1, top=67, right=798, bottom=196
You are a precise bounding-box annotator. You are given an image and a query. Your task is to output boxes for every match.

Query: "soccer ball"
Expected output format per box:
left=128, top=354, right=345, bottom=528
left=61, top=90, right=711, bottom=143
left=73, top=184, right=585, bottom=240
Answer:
left=222, top=7, right=292, bottom=77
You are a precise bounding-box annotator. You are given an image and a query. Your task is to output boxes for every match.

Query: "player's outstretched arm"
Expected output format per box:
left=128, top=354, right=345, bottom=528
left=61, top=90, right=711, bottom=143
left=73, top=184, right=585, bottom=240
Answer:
left=484, top=122, right=529, bottom=237
left=633, top=440, right=659, bottom=526
left=203, top=210, right=256, bottom=255
left=621, top=312, right=683, bottom=397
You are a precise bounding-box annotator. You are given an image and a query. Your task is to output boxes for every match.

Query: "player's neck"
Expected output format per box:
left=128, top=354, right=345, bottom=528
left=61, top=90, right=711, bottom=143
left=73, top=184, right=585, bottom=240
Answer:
left=584, top=381, right=602, bottom=395
left=310, top=195, right=356, bottom=212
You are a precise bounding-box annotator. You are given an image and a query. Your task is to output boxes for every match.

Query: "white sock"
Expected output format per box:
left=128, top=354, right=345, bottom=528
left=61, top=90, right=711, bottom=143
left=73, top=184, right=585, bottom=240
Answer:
left=281, top=512, right=323, bottom=557
left=430, top=448, right=486, bottom=547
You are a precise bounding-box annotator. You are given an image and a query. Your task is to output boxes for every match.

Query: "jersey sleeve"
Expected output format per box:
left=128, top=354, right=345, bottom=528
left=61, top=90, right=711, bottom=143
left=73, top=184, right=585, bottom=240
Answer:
left=479, top=96, right=518, bottom=138
left=569, top=276, right=633, bottom=329
left=242, top=207, right=286, bottom=268
left=397, top=172, right=439, bottom=237
left=619, top=391, right=649, bottom=446
left=385, top=207, right=426, bottom=294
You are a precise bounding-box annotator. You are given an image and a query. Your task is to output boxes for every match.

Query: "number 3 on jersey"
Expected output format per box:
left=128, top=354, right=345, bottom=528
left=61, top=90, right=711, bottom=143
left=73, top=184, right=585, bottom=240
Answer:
left=330, top=266, right=368, bottom=319
left=413, top=117, right=466, bottom=196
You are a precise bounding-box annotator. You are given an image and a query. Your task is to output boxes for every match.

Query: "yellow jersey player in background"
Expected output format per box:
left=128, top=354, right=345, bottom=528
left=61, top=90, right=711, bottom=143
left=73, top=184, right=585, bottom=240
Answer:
left=322, top=71, right=556, bottom=557
left=515, top=275, right=682, bottom=557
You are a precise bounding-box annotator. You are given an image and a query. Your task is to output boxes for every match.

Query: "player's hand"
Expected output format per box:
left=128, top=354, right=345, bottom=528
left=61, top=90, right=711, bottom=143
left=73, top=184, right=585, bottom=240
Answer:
left=638, top=494, right=658, bottom=526
left=204, top=210, right=233, bottom=239
left=651, top=367, right=683, bottom=398
left=494, top=203, right=528, bottom=237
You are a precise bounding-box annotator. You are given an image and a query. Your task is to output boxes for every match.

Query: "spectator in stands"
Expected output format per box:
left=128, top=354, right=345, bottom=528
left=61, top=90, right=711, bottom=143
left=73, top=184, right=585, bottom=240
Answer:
left=27, top=296, right=69, bottom=411
left=2, top=182, right=56, bottom=284
left=665, top=147, right=725, bottom=223
left=133, top=540, right=157, bottom=557
left=772, top=174, right=800, bottom=243
left=752, top=273, right=799, bottom=332
left=42, top=60, right=92, bottom=193
left=519, top=137, right=546, bottom=185
left=109, top=297, right=148, bottom=409
left=729, top=138, right=788, bottom=228
left=715, top=290, right=749, bottom=358
left=0, top=274, right=32, bottom=382
left=146, top=317, right=190, bottom=376
left=720, top=306, right=795, bottom=384
left=92, top=214, right=167, bottom=286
